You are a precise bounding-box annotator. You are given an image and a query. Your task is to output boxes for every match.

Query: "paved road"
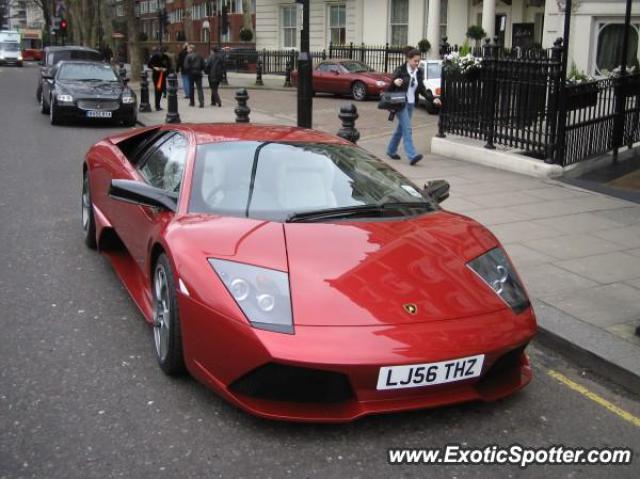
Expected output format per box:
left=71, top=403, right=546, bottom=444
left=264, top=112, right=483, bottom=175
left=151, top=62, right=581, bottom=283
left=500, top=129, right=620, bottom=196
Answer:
left=1, top=65, right=639, bottom=479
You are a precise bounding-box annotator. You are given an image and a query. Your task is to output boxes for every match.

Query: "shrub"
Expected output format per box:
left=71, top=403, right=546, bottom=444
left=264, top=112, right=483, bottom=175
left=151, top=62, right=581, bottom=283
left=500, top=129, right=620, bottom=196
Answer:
left=417, top=39, right=431, bottom=54
left=239, top=28, right=254, bottom=42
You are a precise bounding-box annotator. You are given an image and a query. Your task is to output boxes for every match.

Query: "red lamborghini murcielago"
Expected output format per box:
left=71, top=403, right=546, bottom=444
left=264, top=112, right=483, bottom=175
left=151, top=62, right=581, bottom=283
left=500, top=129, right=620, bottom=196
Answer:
left=82, top=123, right=537, bottom=422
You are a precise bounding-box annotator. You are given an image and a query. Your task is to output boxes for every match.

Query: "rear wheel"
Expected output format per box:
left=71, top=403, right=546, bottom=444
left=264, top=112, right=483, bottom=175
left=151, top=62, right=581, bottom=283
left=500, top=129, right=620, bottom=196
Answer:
left=81, top=170, right=97, bottom=249
left=351, top=81, right=367, bottom=101
left=153, top=254, right=186, bottom=376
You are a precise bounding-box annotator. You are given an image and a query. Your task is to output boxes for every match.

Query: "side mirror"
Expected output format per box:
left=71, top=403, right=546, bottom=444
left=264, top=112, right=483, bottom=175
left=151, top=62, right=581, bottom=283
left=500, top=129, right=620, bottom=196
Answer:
left=109, top=179, right=177, bottom=212
left=424, top=180, right=450, bottom=204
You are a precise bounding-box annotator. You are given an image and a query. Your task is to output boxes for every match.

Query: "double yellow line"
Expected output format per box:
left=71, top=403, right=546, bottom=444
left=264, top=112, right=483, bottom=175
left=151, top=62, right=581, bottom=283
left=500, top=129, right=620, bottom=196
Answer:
left=548, top=369, right=640, bottom=428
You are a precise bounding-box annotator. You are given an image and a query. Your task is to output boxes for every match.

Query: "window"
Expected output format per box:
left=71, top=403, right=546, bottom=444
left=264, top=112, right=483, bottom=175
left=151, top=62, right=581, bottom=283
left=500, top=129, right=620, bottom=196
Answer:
left=595, top=22, right=640, bottom=76
left=281, top=5, right=298, bottom=49
left=328, top=4, right=346, bottom=45
left=140, top=134, right=188, bottom=193
left=440, top=0, right=447, bottom=40
left=389, top=0, right=408, bottom=47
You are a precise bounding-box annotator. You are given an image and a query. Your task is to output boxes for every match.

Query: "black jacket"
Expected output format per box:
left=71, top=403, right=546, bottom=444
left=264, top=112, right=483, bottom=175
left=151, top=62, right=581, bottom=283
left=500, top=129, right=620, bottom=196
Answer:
left=184, top=52, right=205, bottom=77
left=176, top=48, right=188, bottom=74
left=147, top=52, right=171, bottom=81
left=387, top=63, right=428, bottom=105
left=205, top=52, right=225, bottom=82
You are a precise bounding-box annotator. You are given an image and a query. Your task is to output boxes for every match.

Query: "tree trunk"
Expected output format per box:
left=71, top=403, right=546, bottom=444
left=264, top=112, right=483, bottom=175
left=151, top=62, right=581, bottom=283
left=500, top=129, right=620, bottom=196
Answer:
left=242, top=0, right=253, bottom=33
left=183, top=0, right=193, bottom=42
left=125, top=0, right=141, bottom=80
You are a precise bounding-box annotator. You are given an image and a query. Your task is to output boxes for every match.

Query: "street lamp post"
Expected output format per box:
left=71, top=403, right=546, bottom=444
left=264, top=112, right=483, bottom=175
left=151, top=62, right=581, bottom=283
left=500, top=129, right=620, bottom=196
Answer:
left=203, top=20, right=211, bottom=54
left=296, top=0, right=312, bottom=128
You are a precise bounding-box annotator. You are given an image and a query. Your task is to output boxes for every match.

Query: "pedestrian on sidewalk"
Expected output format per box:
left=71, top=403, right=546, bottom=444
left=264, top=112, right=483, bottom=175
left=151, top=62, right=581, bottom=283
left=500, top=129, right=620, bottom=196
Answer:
left=385, top=47, right=429, bottom=166
left=185, top=45, right=205, bottom=108
left=147, top=47, right=172, bottom=111
left=176, top=42, right=191, bottom=100
left=205, top=46, right=224, bottom=107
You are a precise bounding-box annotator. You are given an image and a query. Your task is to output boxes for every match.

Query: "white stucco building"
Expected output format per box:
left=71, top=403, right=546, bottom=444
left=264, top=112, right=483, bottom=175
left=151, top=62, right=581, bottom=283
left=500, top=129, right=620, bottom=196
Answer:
left=255, top=0, right=639, bottom=75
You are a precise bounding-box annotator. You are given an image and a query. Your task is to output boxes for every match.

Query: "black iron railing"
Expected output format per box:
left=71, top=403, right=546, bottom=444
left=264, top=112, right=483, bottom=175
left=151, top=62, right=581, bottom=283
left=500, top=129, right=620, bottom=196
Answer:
left=439, top=37, right=640, bottom=166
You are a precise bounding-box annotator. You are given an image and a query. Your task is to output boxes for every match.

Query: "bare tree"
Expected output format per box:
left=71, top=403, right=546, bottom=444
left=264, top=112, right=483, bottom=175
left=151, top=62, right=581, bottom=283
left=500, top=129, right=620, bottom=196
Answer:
left=124, top=0, right=141, bottom=79
left=26, top=0, right=52, bottom=35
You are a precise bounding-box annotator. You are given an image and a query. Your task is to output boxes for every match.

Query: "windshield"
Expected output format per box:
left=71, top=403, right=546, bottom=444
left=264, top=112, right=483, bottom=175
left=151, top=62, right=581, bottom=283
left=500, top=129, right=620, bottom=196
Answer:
left=341, top=61, right=373, bottom=73
left=57, top=63, right=118, bottom=81
left=1, top=42, right=20, bottom=52
left=189, top=142, right=434, bottom=221
left=50, top=49, right=102, bottom=65
left=426, top=63, right=441, bottom=79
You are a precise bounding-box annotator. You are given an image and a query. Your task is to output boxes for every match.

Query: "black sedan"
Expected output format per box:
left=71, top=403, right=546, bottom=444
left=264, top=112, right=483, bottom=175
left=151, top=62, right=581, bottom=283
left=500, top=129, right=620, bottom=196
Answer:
left=40, top=61, right=137, bottom=126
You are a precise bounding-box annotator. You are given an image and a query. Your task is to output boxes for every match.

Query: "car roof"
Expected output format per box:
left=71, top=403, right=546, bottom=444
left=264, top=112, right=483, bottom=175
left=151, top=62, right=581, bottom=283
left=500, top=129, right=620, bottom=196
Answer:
left=45, top=46, right=100, bottom=52
left=171, top=124, right=353, bottom=146
left=56, top=60, right=109, bottom=67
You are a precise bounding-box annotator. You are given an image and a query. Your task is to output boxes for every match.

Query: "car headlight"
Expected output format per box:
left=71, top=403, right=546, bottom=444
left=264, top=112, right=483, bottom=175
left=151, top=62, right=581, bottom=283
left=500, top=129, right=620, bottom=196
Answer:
left=376, top=80, right=387, bottom=87
left=209, top=259, right=294, bottom=334
left=122, top=95, right=136, bottom=104
left=56, top=94, right=73, bottom=102
left=467, top=248, right=529, bottom=314
left=0, top=55, right=4, bottom=60
left=18, top=55, right=23, bottom=61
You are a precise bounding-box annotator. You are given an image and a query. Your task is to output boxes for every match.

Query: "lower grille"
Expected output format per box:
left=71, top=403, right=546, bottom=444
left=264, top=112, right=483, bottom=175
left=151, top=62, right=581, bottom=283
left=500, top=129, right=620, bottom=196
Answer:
left=229, top=363, right=354, bottom=403
left=476, top=344, right=527, bottom=388
left=78, top=100, right=120, bottom=111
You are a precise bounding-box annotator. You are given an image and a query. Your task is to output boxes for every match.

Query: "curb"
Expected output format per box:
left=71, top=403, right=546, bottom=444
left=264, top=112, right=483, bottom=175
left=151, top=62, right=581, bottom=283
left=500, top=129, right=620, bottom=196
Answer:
left=532, top=299, right=640, bottom=396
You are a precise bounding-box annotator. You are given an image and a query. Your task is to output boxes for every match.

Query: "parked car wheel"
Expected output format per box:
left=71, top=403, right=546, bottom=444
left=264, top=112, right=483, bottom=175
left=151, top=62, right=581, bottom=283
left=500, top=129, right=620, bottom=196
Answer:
left=153, top=253, right=186, bottom=376
left=49, top=96, right=60, bottom=125
left=351, top=81, right=367, bottom=101
left=123, top=114, right=137, bottom=127
left=81, top=170, right=97, bottom=249
left=40, top=91, right=49, bottom=114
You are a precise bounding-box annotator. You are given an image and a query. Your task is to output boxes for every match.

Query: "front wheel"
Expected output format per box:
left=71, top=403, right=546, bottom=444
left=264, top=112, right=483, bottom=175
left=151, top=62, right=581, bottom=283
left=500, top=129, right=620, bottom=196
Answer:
left=351, top=81, right=367, bottom=101
left=81, top=170, right=97, bottom=249
left=123, top=114, right=137, bottom=127
left=49, top=96, right=60, bottom=125
left=153, top=254, right=186, bottom=376
left=40, top=90, right=49, bottom=114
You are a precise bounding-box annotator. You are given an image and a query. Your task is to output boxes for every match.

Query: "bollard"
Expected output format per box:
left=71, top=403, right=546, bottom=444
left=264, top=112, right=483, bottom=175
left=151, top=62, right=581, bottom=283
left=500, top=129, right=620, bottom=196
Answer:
left=337, top=103, right=360, bottom=144
left=234, top=89, right=251, bottom=123
left=255, top=59, right=264, bottom=86
left=139, top=70, right=152, bottom=112
left=284, top=61, right=293, bottom=88
left=165, top=73, right=181, bottom=124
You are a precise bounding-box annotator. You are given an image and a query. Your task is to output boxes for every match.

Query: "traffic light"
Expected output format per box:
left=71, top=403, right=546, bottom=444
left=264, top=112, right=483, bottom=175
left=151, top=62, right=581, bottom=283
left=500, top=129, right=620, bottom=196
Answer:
left=60, top=18, right=68, bottom=36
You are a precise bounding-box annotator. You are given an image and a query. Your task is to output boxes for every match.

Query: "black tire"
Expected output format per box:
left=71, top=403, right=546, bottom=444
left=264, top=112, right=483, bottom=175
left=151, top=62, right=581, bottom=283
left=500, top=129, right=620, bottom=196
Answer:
left=123, top=114, right=137, bottom=127
left=152, top=253, right=186, bottom=376
left=351, top=81, right=367, bottom=101
left=36, top=84, right=42, bottom=103
left=81, top=170, right=97, bottom=249
left=40, top=90, right=49, bottom=114
left=49, top=96, right=60, bottom=125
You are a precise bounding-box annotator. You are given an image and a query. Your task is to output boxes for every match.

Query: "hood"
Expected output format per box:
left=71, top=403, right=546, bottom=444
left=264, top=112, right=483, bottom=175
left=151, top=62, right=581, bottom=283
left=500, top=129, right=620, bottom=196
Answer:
left=0, top=49, right=20, bottom=58
left=57, top=80, right=124, bottom=99
left=357, top=72, right=392, bottom=82
left=284, top=211, right=507, bottom=326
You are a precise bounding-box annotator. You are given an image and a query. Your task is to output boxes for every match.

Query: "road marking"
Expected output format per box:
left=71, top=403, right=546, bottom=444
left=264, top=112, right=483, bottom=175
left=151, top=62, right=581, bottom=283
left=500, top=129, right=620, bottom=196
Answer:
left=547, top=369, right=640, bottom=428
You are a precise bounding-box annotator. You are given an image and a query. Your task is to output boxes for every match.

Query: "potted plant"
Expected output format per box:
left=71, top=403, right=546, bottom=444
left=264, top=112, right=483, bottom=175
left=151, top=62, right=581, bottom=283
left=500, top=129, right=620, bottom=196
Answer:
left=239, top=28, right=254, bottom=42
left=418, top=39, right=431, bottom=55
left=466, top=25, right=486, bottom=47
left=566, top=63, right=598, bottom=110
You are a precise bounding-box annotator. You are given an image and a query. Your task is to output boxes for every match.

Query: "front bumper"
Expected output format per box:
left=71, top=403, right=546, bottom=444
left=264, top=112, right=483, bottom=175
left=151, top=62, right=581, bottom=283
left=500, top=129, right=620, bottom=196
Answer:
left=53, top=101, right=136, bottom=122
left=0, top=58, right=22, bottom=66
left=180, top=294, right=537, bottom=422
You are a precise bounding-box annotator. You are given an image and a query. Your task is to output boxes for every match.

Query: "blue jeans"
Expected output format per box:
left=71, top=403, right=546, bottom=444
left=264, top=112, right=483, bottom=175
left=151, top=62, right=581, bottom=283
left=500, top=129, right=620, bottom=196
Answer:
left=181, top=72, right=191, bottom=97
left=387, top=104, right=417, bottom=160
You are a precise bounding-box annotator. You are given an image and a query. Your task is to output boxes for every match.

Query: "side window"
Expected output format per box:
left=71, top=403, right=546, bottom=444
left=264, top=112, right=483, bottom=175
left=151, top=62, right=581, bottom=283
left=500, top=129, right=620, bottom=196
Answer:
left=317, top=63, right=329, bottom=72
left=139, top=133, right=188, bottom=193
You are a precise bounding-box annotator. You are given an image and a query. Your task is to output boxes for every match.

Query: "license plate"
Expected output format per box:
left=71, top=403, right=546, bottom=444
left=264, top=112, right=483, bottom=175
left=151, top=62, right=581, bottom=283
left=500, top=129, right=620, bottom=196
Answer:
left=376, top=354, right=485, bottom=390
left=86, top=110, right=112, bottom=118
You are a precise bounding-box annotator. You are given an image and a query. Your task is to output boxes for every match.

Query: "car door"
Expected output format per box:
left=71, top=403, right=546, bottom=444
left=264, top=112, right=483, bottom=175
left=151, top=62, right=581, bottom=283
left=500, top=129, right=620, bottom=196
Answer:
left=313, top=63, right=330, bottom=92
left=113, top=132, right=189, bottom=272
left=325, top=63, right=344, bottom=93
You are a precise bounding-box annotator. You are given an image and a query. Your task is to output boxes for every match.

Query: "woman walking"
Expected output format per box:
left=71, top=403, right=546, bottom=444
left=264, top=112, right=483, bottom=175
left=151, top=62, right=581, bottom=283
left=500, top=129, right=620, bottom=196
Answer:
left=386, top=47, right=429, bottom=166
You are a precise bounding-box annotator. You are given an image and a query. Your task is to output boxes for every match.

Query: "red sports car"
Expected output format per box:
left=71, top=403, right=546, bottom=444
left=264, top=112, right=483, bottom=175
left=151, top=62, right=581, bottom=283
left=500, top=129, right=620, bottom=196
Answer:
left=291, top=59, right=392, bottom=100
left=82, top=123, right=537, bottom=422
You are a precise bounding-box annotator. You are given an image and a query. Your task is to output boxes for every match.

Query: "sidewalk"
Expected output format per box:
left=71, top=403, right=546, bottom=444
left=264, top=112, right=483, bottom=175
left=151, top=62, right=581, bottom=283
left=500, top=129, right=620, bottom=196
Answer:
left=136, top=80, right=640, bottom=395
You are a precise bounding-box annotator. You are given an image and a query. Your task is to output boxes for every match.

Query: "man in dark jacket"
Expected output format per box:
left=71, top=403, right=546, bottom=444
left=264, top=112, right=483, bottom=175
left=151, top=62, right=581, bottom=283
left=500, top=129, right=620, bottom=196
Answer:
left=184, top=44, right=205, bottom=108
left=205, top=47, right=225, bottom=107
left=385, top=47, right=429, bottom=165
left=176, top=42, right=190, bottom=99
left=147, top=47, right=172, bottom=111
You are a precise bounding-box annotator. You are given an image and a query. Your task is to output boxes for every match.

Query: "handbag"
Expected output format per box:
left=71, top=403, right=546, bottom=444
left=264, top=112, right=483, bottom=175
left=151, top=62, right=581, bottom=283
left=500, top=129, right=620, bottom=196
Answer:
left=378, top=90, right=407, bottom=111
left=378, top=90, right=407, bottom=121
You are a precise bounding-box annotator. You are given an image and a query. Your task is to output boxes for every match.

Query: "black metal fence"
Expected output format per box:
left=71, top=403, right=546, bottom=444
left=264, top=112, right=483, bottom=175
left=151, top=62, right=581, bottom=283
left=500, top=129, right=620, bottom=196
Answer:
left=438, top=39, right=640, bottom=166
left=223, top=43, right=410, bottom=75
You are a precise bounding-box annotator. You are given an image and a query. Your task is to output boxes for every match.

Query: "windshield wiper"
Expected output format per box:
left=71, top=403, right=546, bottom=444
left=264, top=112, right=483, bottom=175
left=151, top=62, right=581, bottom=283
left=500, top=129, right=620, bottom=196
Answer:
left=286, top=201, right=432, bottom=223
